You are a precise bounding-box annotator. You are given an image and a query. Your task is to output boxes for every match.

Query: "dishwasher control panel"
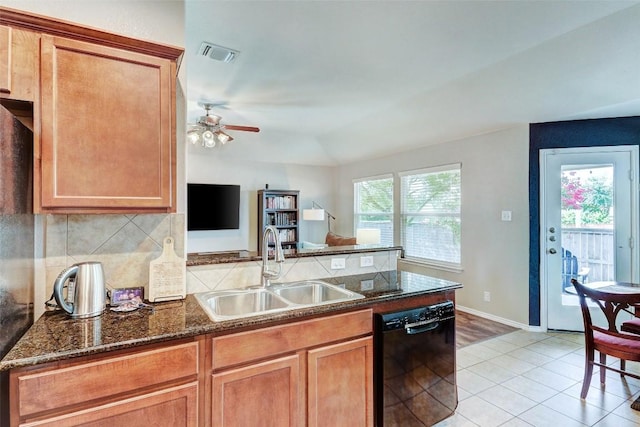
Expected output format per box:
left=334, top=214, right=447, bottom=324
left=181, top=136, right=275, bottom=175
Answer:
left=378, top=300, right=454, bottom=332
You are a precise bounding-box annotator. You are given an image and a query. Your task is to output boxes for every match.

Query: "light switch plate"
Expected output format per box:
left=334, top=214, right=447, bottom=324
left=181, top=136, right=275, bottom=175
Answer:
left=331, top=258, right=346, bottom=269
left=360, top=255, right=374, bottom=267
left=501, top=210, right=512, bottom=221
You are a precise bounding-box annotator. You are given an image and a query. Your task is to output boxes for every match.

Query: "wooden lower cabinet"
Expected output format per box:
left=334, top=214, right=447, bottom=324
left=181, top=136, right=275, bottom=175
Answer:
left=20, top=382, right=198, bottom=427
left=9, top=340, right=200, bottom=427
left=211, top=354, right=303, bottom=427
left=9, top=310, right=375, bottom=427
left=210, top=309, right=374, bottom=427
left=308, top=337, right=373, bottom=427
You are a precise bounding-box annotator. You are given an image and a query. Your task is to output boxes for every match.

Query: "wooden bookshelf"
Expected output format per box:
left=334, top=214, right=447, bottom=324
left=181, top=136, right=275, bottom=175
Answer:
left=257, top=189, right=299, bottom=255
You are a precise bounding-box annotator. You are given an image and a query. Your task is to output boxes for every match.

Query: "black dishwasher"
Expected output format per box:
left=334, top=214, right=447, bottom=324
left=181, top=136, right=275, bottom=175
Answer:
left=374, top=301, right=457, bottom=426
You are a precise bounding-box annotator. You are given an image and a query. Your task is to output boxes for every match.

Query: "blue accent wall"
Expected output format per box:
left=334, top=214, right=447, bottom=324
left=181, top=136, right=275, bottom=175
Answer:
left=529, top=116, right=640, bottom=326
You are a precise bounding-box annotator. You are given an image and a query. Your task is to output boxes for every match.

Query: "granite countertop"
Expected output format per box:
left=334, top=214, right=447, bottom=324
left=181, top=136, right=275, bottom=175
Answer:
left=186, top=245, right=403, bottom=266
left=0, top=270, right=461, bottom=371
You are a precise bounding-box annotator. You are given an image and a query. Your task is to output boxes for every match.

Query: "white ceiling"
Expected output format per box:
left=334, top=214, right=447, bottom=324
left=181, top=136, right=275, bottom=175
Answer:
left=185, top=0, right=640, bottom=166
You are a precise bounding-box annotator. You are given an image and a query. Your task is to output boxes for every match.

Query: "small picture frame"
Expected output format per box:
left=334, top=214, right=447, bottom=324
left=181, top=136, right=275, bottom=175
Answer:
left=110, top=286, right=145, bottom=306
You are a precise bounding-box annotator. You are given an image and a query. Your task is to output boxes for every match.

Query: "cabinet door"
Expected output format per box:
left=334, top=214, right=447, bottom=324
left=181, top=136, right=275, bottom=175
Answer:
left=212, top=354, right=302, bottom=427
left=0, top=26, right=39, bottom=101
left=19, top=382, right=198, bottom=427
left=0, top=25, right=9, bottom=94
left=307, top=336, right=374, bottom=427
left=38, top=35, right=175, bottom=212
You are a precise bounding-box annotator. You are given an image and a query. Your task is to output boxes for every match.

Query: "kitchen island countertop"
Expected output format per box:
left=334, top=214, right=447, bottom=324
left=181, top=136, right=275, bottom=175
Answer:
left=0, top=270, right=461, bottom=371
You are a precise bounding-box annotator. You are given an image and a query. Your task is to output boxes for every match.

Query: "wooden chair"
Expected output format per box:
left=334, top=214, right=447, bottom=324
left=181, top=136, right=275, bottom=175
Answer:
left=571, top=279, right=640, bottom=398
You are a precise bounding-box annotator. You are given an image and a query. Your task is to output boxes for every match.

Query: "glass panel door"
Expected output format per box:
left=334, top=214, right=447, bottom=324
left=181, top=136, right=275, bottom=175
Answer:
left=541, top=147, right=637, bottom=331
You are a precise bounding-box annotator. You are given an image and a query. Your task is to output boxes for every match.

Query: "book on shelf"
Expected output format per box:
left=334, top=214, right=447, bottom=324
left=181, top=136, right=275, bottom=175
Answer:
left=266, top=229, right=297, bottom=244
left=267, top=212, right=297, bottom=226
left=265, top=195, right=296, bottom=210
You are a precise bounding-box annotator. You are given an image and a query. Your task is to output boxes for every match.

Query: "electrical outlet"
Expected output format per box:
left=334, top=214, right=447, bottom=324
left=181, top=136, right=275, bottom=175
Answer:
left=483, top=291, right=491, bottom=302
left=331, top=258, right=346, bottom=269
left=360, top=279, right=374, bottom=291
left=360, top=256, right=374, bottom=267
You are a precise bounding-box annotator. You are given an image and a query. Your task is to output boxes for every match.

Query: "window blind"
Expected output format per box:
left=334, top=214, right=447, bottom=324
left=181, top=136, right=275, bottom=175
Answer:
left=400, top=164, right=461, bottom=266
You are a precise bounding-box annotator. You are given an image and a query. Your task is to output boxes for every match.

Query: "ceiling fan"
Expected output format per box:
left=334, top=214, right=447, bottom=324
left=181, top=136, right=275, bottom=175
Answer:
left=187, top=103, right=260, bottom=148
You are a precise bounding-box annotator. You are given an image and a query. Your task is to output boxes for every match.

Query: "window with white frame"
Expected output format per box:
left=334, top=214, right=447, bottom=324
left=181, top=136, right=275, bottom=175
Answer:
left=400, top=164, right=461, bottom=266
left=353, top=175, right=393, bottom=246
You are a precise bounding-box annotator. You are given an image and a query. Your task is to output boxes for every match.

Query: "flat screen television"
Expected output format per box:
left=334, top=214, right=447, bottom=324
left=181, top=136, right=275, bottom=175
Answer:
left=187, top=183, right=240, bottom=230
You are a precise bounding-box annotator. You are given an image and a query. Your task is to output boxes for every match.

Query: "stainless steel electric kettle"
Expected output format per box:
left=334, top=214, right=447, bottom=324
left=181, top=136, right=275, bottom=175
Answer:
left=53, top=261, right=106, bottom=318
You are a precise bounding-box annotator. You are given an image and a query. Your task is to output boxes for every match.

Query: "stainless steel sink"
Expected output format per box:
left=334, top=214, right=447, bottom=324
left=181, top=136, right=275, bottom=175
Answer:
left=195, top=289, right=292, bottom=321
left=271, top=280, right=364, bottom=305
left=195, top=280, right=364, bottom=321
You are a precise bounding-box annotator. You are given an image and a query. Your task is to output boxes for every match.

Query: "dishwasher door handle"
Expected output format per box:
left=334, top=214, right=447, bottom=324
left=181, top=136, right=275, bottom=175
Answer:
left=405, top=319, right=439, bottom=335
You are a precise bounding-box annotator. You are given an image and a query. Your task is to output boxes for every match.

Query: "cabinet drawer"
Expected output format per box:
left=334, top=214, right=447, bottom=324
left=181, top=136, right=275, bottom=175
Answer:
left=213, top=309, right=372, bottom=370
left=20, top=382, right=198, bottom=427
left=15, top=341, right=199, bottom=418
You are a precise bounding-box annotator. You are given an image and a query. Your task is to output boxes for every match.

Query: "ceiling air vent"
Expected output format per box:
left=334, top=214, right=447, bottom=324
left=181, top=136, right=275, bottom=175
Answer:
left=198, top=42, right=239, bottom=63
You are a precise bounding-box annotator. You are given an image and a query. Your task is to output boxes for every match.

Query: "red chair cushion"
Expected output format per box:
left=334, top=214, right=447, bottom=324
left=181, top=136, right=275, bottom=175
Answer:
left=594, top=330, right=640, bottom=361
left=621, top=318, right=640, bottom=335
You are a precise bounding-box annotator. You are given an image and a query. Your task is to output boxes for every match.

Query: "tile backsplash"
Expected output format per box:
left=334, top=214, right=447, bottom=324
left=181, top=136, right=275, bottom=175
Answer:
left=41, top=213, right=398, bottom=308
left=43, top=213, right=185, bottom=300
left=186, top=250, right=399, bottom=293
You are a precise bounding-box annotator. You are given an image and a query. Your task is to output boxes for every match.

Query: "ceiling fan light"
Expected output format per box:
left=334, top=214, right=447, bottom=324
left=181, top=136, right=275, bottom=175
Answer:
left=202, top=130, right=216, bottom=148
left=215, top=131, right=232, bottom=144
left=187, top=129, right=201, bottom=145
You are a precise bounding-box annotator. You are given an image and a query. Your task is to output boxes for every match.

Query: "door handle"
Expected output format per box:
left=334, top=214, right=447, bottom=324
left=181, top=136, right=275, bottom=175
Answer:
left=548, top=248, right=557, bottom=254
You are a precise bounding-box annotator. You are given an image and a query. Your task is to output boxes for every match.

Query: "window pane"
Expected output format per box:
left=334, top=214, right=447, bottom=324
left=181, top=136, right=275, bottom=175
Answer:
left=401, top=165, right=461, bottom=265
left=354, top=176, right=393, bottom=245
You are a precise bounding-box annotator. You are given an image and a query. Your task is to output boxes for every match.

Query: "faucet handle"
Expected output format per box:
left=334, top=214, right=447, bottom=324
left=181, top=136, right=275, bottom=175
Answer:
left=274, top=242, right=285, bottom=263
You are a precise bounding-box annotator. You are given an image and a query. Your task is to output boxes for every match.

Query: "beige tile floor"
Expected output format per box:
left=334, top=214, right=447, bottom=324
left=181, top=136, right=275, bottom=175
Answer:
left=435, top=330, right=640, bottom=426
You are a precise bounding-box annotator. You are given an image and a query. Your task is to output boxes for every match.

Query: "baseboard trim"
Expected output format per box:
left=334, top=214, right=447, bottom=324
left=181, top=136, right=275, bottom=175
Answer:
left=456, top=305, right=540, bottom=332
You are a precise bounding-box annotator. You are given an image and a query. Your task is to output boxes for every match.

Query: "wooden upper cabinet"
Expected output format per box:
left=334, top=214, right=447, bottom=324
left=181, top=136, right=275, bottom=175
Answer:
left=38, top=35, right=176, bottom=212
left=0, top=25, right=9, bottom=93
left=0, top=25, right=39, bottom=101
left=1, top=6, right=183, bottom=213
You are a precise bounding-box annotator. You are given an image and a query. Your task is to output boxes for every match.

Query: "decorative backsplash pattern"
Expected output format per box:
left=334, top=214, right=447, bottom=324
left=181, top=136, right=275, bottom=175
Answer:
left=44, top=214, right=185, bottom=299
left=43, top=214, right=398, bottom=300
left=186, top=250, right=399, bottom=293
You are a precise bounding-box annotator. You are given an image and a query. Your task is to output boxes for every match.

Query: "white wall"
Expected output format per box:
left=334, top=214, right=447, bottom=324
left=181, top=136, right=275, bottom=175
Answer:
left=186, top=155, right=336, bottom=253
left=336, top=125, right=531, bottom=325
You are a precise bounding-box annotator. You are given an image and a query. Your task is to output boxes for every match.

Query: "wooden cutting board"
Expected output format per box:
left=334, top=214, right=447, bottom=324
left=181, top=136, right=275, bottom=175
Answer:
left=148, top=236, right=186, bottom=302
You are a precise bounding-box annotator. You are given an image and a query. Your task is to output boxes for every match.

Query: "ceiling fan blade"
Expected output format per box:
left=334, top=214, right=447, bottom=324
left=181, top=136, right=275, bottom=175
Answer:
left=224, top=125, right=260, bottom=133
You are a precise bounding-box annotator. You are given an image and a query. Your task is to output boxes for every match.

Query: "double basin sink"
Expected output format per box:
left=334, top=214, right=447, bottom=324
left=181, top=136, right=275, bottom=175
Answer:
left=195, top=280, right=365, bottom=321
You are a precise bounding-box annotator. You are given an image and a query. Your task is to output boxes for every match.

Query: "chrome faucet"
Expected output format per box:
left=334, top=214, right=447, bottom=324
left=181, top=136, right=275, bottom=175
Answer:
left=261, top=225, right=285, bottom=287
